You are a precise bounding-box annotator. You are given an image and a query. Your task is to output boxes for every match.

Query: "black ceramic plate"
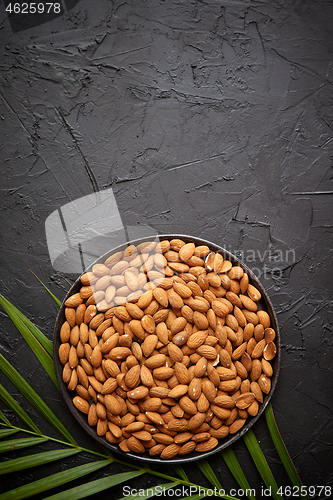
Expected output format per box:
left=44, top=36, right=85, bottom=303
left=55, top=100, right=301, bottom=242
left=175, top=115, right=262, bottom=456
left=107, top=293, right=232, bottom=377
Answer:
left=54, top=234, right=280, bottom=464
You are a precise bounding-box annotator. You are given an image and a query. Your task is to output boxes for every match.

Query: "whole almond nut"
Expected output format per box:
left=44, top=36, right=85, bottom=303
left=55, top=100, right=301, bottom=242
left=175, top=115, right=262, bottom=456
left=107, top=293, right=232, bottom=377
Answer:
left=168, top=343, right=183, bottom=363
left=73, top=395, right=90, bottom=414
left=194, top=357, right=207, bottom=378
left=212, top=300, right=229, bottom=317
left=59, top=343, right=70, bottom=365
left=124, top=365, right=141, bottom=389
left=250, top=359, right=262, bottom=381
left=202, top=380, right=217, bottom=402
left=153, top=367, right=174, bottom=380
left=179, top=242, right=195, bottom=262
left=179, top=396, right=197, bottom=415
left=242, top=310, right=259, bottom=325
left=127, top=436, right=145, bottom=453
left=160, top=443, right=181, bottom=459
left=174, top=362, right=190, bottom=385
left=167, top=418, right=189, bottom=432
left=141, top=315, right=156, bottom=334
left=240, top=294, right=258, bottom=312
left=173, top=282, right=192, bottom=298
left=127, top=386, right=149, bottom=400
left=140, top=365, right=155, bottom=387
left=258, top=374, right=271, bottom=394
left=247, top=284, right=261, bottom=302
left=65, top=293, right=83, bottom=308
left=169, top=318, right=186, bottom=337
left=187, top=330, right=208, bottom=349
left=232, top=342, right=248, bottom=361
left=196, top=345, right=217, bottom=360
left=101, top=377, right=118, bottom=395
left=109, top=347, right=131, bottom=361
left=141, top=335, right=158, bottom=358
left=229, top=418, right=246, bottom=434
left=188, top=377, right=201, bottom=400
left=145, top=354, right=167, bottom=369
left=251, top=339, right=266, bottom=359
left=195, top=436, right=218, bottom=452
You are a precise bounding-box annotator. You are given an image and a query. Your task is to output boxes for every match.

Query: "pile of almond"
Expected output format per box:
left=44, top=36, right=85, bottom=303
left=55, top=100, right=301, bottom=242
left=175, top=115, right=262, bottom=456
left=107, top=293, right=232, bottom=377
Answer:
left=58, top=238, right=277, bottom=459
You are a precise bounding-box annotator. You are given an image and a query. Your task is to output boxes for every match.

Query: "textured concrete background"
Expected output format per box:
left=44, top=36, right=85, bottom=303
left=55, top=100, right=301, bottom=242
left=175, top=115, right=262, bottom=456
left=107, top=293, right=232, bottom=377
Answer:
left=0, top=0, right=332, bottom=498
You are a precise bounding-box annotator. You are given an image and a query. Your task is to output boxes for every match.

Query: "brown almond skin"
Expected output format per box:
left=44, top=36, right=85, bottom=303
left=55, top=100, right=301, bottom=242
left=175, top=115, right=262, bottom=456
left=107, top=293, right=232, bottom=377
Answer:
left=195, top=436, right=219, bottom=452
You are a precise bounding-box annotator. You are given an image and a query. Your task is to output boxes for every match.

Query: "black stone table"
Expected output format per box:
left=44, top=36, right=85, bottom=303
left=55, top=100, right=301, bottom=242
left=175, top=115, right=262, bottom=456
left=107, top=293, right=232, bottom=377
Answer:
left=0, top=1, right=332, bottom=498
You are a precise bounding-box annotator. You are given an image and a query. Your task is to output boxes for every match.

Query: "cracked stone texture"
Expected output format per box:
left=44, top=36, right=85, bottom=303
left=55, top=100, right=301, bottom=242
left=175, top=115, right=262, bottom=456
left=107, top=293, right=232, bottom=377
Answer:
left=0, top=0, right=332, bottom=496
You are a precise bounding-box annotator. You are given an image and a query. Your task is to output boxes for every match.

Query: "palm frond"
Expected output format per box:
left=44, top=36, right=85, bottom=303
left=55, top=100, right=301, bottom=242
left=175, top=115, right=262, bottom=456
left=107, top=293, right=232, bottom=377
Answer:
left=0, top=294, right=53, bottom=357
left=0, top=411, right=12, bottom=426
left=265, top=404, right=309, bottom=499
left=173, top=465, right=189, bottom=482
left=29, top=270, right=63, bottom=306
left=0, top=295, right=57, bottom=386
left=0, top=354, right=76, bottom=445
left=0, top=436, right=48, bottom=453
left=197, top=459, right=222, bottom=489
left=0, top=383, right=41, bottom=434
left=221, top=447, right=256, bottom=500
left=0, top=459, right=111, bottom=500
left=0, top=428, right=19, bottom=439
left=41, top=470, right=145, bottom=500
left=0, top=448, right=80, bottom=475
left=243, top=430, right=282, bottom=500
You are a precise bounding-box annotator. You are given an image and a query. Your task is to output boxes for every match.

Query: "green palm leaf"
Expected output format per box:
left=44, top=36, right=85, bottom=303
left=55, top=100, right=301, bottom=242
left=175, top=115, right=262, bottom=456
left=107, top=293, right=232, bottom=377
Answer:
left=265, top=404, right=309, bottom=499
left=0, top=459, right=111, bottom=500
left=221, top=447, right=256, bottom=500
left=0, top=436, right=48, bottom=453
left=41, top=470, right=145, bottom=500
left=0, top=383, right=41, bottom=434
left=197, top=459, right=222, bottom=489
left=0, top=294, right=53, bottom=357
left=243, top=430, right=282, bottom=500
left=0, top=411, right=12, bottom=426
left=0, top=354, right=76, bottom=445
left=0, top=448, right=80, bottom=475
left=173, top=465, right=189, bottom=482
left=0, top=295, right=58, bottom=387
left=0, top=428, right=19, bottom=439
left=29, top=271, right=62, bottom=307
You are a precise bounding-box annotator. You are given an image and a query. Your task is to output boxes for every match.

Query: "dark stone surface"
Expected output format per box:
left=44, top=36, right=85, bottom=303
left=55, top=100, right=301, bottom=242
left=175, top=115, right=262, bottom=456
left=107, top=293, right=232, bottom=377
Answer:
left=0, top=0, right=332, bottom=498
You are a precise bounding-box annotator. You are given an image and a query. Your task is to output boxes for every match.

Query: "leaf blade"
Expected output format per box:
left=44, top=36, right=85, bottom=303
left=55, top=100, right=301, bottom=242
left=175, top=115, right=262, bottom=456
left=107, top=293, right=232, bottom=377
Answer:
left=0, top=448, right=80, bottom=475
left=197, top=459, right=222, bottom=490
left=0, top=459, right=111, bottom=500
left=172, top=465, right=189, bottom=482
left=265, top=404, right=310, bottom=500
left=243, top=430, right=283, bottom=500
left=41, top=470, right=145, bottom=500
left=0, top=383, right=41, bottom=434
left=0, top=294, right=53, bottom=357
left=0, top=354, right=76, bottom=445
left=0, top=428, right=19, bottom=439
left=0, top=436, right=48, bottom=453
left=29, top=270, right=62, bottom=307
left=221, top=447, right=256, bottom=500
